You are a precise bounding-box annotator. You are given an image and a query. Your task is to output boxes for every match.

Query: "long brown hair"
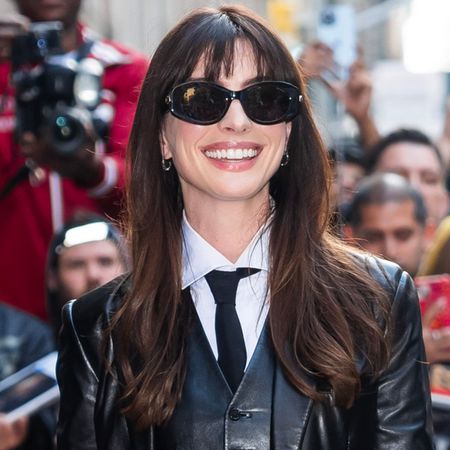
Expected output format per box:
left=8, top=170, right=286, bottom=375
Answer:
left=111, top=5, right=391, bottom=429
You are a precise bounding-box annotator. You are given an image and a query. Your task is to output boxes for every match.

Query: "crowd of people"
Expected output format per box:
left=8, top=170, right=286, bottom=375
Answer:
left=0, top=1, right=449, bottom=449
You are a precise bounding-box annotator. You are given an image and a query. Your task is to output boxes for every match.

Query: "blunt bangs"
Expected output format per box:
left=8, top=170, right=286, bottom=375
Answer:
left=151, top=7, right=301, bottom=103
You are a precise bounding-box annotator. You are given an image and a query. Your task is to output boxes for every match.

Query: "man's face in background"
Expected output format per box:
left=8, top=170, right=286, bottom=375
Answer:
left=374, top=142, right=448, bottom=225
left=54, top=239, right=125, bottom=302
left=14, top=0, right=81, bottom=27
left=350, top=199, right=427, bottom=276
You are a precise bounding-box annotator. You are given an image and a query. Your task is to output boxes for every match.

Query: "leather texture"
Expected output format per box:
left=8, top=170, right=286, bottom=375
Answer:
left=56, top=256, right=434, bottom=449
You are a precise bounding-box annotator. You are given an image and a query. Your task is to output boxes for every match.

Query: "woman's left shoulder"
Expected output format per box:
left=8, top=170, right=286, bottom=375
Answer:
left=353, top=253, right=411, bottom=293
left=352, top=252, right=417, bottom=307
left=68, top=273, right=131, bottom=336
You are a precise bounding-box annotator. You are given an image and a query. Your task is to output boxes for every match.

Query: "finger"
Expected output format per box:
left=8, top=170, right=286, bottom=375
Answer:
left=19, top=132, right=38, bottom=157
left=312, top=40, right=333, bottom=55
left=0, top=14, right=30, bottom=35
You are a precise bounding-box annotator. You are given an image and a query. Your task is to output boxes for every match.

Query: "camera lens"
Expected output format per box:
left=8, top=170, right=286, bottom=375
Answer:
left=49, top=107, right=87, bottom=155
left=53, top=115, right=78, bottom=142
left=321, top=9, right=335, bottom=25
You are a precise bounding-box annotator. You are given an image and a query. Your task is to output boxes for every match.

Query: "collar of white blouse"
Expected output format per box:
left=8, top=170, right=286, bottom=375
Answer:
left=181, top=210, right=270, bottom=290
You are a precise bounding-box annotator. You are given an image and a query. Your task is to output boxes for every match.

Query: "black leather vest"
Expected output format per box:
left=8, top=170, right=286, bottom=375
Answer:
left=155, top=300, right=275, bottom=450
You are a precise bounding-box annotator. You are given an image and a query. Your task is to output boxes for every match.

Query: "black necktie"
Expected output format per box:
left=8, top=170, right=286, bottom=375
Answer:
left=204, top=268, right=260, bottom=392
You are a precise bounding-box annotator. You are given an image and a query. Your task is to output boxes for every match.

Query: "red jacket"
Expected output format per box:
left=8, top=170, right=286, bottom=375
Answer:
left=0, top=25, right=148, bottom=319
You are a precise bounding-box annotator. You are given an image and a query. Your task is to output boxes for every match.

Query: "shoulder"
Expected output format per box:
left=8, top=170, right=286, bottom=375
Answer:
left=67, top=273, right=130, bottom=336
left=352, top=253, right=419, bottom=322
left=59, top=274, right=130, bottom=379
left=352, top=252, right=406, bottom=294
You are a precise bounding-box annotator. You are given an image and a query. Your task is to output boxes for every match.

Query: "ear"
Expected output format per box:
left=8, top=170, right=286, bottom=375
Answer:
left=160, top=122, right=173, bottom=160
left=47, top=270, right=59, bottom=292
left=286, top=121, right=292, bottom=143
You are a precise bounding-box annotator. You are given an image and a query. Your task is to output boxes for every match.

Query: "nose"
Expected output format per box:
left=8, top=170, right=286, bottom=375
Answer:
left=218, top=99, right=252, bottom=133
left=85, top=263, right=103, bottom=289
left=383, top=237, right=399, bottom=262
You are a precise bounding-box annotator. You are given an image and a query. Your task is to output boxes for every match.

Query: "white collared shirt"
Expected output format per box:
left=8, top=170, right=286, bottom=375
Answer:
left=182, top=213, right=270, bottom=368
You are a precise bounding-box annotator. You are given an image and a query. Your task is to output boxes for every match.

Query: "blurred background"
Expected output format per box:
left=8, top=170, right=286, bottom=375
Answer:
left=1, top=0, right=449, bottom=144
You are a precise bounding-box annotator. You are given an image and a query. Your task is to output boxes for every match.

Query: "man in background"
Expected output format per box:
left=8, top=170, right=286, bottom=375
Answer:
left=366, top=129, right=449, bottom=227
left=46, top=214, right=128, bottom=336
left=345, top=173, right=450, bottom=368
left=346, top=172, right=432, bottom=277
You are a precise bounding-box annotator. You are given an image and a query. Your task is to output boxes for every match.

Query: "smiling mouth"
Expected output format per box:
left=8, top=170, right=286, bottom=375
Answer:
left=203, top=148, right=260, bottom=160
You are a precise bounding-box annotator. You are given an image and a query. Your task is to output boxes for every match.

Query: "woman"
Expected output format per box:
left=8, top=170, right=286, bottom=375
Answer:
left=56, top=5, right=433, bottom=449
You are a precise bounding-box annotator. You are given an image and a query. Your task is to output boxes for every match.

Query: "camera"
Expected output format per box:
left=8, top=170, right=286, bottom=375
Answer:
left=11, top=22, right=110, bottom=155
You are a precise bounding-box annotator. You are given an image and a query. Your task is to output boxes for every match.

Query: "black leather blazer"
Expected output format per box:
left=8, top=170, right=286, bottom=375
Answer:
left=56, top=257, right=434, bottom=449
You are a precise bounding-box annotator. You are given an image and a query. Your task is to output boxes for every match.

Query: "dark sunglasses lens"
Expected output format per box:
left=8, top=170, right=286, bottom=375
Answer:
left=173, top=84, right=227, bottom=124
left=244, top=84, right=294, bottom=124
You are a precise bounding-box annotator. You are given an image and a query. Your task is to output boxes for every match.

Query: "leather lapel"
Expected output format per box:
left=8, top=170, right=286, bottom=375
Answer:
left=272, top=359, right=314, bottom=450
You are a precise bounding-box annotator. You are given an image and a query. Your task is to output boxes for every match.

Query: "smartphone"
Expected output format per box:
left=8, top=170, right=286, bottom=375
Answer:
left=317, top=5, right=357, bottom=81
left=415, top=274, right=450, bottom=329
left=0, top=352, right=59, bottom=423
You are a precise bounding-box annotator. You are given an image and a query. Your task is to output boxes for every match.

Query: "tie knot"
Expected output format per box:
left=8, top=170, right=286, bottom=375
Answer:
left=204, top=268, right=260, bottom=305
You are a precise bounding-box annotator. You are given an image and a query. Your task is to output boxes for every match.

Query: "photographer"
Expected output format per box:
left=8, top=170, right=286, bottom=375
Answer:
left=0, top=0, right=148, bottom=320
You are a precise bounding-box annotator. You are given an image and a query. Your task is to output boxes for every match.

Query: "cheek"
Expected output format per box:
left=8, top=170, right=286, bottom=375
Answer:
left=164, top=120, right=207, bottom=160
left=60, top=269, right=84, bottom=290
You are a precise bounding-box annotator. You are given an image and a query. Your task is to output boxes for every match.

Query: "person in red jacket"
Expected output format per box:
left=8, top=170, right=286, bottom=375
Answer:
left=0, top=0, right=148, bottom=320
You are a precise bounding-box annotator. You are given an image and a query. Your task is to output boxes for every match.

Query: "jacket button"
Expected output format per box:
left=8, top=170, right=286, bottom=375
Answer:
left=229, top=408, right=241, bottom=421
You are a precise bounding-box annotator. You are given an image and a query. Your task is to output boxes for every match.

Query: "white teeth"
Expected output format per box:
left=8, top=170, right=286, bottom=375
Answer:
left=204, top=148, right=259, bottom=160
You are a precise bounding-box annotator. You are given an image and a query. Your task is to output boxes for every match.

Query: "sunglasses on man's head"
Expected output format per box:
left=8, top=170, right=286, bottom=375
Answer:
left=164, top=81, right=302, bottom=125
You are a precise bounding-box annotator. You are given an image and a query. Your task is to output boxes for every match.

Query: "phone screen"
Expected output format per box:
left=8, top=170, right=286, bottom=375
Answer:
left=0, top=372, right=56, bottom=414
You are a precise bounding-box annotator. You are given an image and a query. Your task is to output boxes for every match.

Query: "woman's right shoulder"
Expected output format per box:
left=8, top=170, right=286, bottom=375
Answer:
left=63, top=273, right=131, bottom=336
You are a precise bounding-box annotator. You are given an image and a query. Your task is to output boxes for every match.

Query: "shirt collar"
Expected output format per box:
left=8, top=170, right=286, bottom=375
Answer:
left=181, top=211, right=270, bottom=289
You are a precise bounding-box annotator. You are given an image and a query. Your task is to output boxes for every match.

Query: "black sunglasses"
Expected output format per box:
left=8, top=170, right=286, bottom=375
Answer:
left=164, top=81, right=302, bottom=125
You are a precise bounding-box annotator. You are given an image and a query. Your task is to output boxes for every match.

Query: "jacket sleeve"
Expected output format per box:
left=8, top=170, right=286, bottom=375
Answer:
left=374, top=270, right=434, bottom=449
left=56, top=301, right=99, bottom=450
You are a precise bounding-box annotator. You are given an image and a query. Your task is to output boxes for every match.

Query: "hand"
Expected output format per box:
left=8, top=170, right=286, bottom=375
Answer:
left=323, top=57, right=373, bottom=124
left=0, top=415, right=29, bottom=450
left=297, top=41, right=334, bottom=81
left=19, top=131, right=103, bottom=188
left=422, top=298, right=450, bottom=363
left=0, top=14, right=29, bottom=61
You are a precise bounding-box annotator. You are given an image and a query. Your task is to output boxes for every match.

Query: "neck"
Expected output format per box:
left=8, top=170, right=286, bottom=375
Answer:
left=184, top=197, right=271, bottom=263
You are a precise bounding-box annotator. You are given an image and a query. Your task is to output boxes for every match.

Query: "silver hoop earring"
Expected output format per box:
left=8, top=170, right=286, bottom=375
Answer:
left=280, top=151, right=289, bottom=167
left=161, top=158, right=172, bottom=171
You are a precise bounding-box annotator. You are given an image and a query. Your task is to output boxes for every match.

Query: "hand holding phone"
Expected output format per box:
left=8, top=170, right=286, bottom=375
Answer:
left=317, top=5, right=357, bottom=81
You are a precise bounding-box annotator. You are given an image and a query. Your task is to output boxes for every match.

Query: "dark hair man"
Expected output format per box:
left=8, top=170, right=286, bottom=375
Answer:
left=346, top=172, right=434, bottom=277
left=46, top=214, right=128, bottom=335
left=348, top=173, right=450, bottom=363
left=0, top=0, right=147, bottom=319
left=366, top=128, right=449, bottom=226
